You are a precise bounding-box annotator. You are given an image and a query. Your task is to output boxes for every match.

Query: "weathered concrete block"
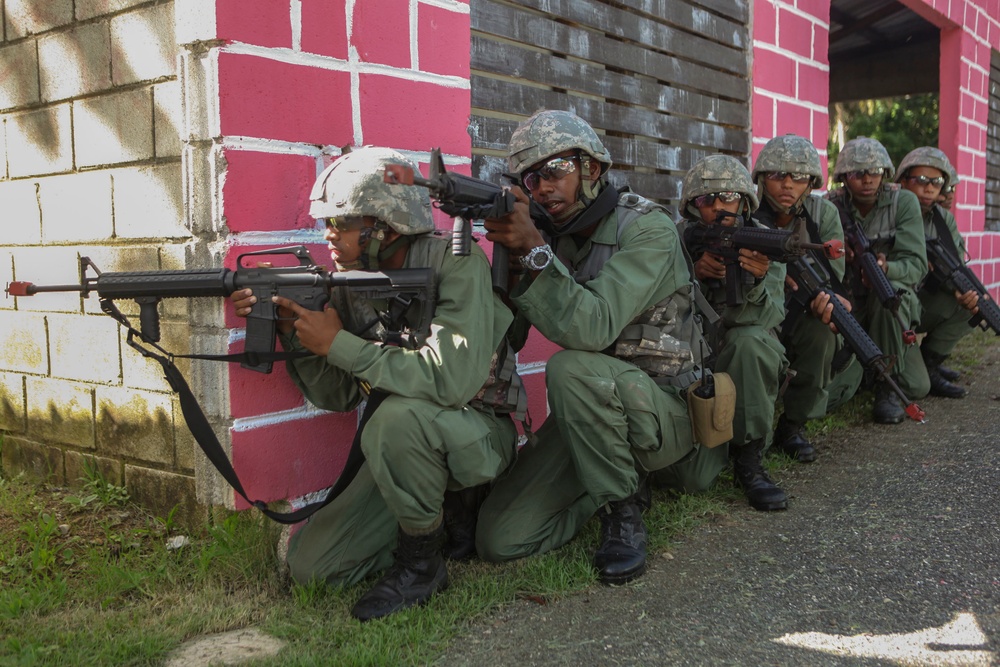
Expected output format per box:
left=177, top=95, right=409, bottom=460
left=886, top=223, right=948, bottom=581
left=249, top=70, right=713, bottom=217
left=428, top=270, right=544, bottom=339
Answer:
left=39, top=170, right=114, bottom=243
left=112, top=163, right=187, bottom=239
left=75, top=244, right=163, bottom=318
left=121, top=319, right=192, bottom=393
left=96, top=385, right=174, bottom=465
left=153, top=79, right=182, bottom=158
left=25, top=376, right=96, bottom=448
left=124, top=464, right=206, bottom=529
left=0, top=436, right=65, bottom=484
left=4, top=0, right=73, bottom=38
left=173, top=394, right=197, bottom=472
left=174, top=0, right=217, bottom=45
left=64, top=450, right=123, bottom=488
left=0, top=372, right=26, bottom=433
left=1, top=116, right=7, bottom=179
left=0, top=39, right=40, bottom=109
left=7, top=104, right=73, bottom=177
left=9, top=245, right=82, bottom=314
left=75, top=87, right=154, bottom=168
left=0, top=311, right=48, bottom=374
left=38, top=22, right=113, bottom=102
left=48, top=313, right=123, bottom=384
left=77, top=0, right=150, bottom=21
left=0, top=179, right=42, bottom=245
left=111, top=3, right=177, bottom=85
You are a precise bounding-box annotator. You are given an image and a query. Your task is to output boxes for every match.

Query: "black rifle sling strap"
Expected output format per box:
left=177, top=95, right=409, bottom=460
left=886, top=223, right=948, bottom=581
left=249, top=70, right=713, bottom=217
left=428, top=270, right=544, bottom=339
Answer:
left=103, top=297, right=381, bottom=525
left=930, top=207, right=963, bottom=260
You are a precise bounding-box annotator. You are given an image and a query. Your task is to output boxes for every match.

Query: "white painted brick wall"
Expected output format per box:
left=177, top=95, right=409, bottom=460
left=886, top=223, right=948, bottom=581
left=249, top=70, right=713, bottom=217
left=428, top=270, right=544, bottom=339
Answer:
left=111, top=3, right=177, bottom=85
left=38, top=170, right=115, bottom=243
left=4, top=0, right=74, bottom=38
left=77, top=0, right=153, bottom=22
left=25, top=375, right=95, bottom=447
left=75, top=87, right=155, bottom=167
left=48, top=313, right=122, bottom=384
left=8, top=246, right=82, bottom=314
left=95, top=385, right=175, bottom=465
left=1, top=118, right=7, bottom=179
left=0, top=312, right=48, bottom=374
left=0, top=372, right=26, bottom=432
left=153, top=79, right=182, bottom=157
left=6, top=105, right=73, bottom=177
left=0, top=39, right=41, bottom=109
left=0, top=179, right=42, bottom=245
left=112, top=164, right=187, bottom=239
left=38, top=22, right=113, bottom=102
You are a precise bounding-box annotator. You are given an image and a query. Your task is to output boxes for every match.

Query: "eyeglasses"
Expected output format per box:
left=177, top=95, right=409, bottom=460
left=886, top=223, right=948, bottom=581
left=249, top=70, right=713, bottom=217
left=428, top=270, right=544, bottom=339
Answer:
left=844, top=168, right=885, bottom=180
left=905, top=174, right=946, bottom=187
left=324, top=217, right=369, bottom=232
left=692, top=192, right=742, bottom=208
left=765, top=171, right=813, bottom=184
left=522, top=157, right=577, bottom=191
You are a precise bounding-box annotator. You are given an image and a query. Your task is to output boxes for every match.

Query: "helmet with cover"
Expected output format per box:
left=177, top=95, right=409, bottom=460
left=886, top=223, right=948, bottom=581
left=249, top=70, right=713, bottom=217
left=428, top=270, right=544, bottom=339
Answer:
left=309, top=146, right=435, bottom=236
left=752, top=134, right=823, bottom=189
left=507, top=109, right=612, bottom=176
left=832, top=136, right=895, bottom=181
left=682, top=154, right=759, bottom=220
left=896, top=146, right=952, bottom=189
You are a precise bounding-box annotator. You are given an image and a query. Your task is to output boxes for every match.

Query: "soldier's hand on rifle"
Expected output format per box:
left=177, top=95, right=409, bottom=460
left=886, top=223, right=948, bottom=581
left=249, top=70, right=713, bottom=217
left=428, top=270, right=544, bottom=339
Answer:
left=737, top=248, right=769, bottom=279
left=785, top=274, right=799, bottom=292
left=272, top=296, right=342, bottom=356
left=694, top=252, right=726, bottom=281
left=809, top=291, right=852, bottom=332
left=876, top=252, right=889, bottom=274
left=956, top=288, right=979, bottom=314
left=229, top=289, right=298, bottom=335
left=483, top=187, right=546, bottom=255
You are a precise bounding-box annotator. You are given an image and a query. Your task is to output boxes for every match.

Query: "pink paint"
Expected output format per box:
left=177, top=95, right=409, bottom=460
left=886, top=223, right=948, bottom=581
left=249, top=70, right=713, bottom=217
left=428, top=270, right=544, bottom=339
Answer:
left=418, top=4, right=471, bottom=78
left=300, top=0, right=349, bottom=59
left=217, top=0, right=292, bottom=48
left=358, top=75, right=471, bottom=155
left=753, top=49, right=797, bottom=97
left=352, top=0, right=411, bottom=68
left=778, top=9, right=815, bottom=60
left=221, top=150, right=316, bottom=233
left=219, top=52, right=353, bottom=144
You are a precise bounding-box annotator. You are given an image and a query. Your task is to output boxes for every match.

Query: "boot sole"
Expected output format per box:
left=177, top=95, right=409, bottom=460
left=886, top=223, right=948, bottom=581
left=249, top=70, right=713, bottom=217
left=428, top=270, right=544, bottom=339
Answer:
left=598, top=563, right=646, bottom=586
left=749, top=499, right=788, bottom=512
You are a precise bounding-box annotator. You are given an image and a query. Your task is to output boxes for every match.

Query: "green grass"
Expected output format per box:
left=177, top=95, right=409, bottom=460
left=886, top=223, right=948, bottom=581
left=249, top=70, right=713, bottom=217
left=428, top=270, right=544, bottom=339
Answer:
left=1, top=329, right=993, bottom=666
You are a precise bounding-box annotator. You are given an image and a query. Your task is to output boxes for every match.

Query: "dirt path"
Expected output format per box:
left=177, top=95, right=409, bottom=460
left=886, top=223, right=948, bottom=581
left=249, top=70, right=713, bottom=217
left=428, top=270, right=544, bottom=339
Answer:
left=437, top=338, right=1000, bottom=666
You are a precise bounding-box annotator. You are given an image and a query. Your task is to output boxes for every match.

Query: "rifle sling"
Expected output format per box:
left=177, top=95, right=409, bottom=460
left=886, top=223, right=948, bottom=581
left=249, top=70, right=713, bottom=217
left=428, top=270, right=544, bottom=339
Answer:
left=930, top=207, right=962, bottom=260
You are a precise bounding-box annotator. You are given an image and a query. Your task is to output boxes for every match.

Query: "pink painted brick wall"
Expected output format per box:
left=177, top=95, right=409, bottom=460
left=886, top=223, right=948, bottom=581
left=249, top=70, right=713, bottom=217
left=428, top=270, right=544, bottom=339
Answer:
left=213, top=0, right=473, bottom=506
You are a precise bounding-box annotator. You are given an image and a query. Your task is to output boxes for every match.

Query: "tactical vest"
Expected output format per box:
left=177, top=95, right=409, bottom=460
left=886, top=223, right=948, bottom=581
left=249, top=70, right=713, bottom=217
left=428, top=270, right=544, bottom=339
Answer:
left=569, top=192, right=709, bottom=388
left=332, top=231, right=526, bottom=417
left=827, top=184, right=900, bottom=256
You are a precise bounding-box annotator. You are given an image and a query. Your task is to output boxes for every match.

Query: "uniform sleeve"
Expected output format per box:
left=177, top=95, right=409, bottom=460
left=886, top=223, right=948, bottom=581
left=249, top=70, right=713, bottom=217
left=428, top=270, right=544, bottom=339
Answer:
left=720, top=261, right=787, bottom=330
left=285, top=246, right=509, bottom=411
left=511, top=211, right=690, bottom=351
left=884, top=189, right=928, bottom=289
left=818, top=198, right=847, bottom=282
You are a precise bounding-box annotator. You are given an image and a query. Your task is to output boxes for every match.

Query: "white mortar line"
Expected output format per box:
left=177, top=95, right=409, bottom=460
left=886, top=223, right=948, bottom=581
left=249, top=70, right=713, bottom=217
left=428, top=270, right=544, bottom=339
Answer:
left=290, top=0, right=302, bottom=51
left=410, top=0, right=419, bottom=70
left=232, top=403, right=333, bottom=432
left=754, top=41, right=831, bottom=70
left=419, top=0, right=469, bottom=12
left=751, top=87, right=828, bottom=114
left=769, top=0, right=830, bottom=29
left=221, top=136, right=326, bottom=157
left=227, top=229, right=326, bottom=246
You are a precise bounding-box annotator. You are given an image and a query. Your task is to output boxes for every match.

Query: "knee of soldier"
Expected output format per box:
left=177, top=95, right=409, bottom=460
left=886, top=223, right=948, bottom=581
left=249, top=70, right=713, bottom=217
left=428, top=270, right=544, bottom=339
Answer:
left=544, top=349, right=595, bottom=387
left=361, top=395, right=430, bottom=457
left=475, top=514, right=533, bottom=563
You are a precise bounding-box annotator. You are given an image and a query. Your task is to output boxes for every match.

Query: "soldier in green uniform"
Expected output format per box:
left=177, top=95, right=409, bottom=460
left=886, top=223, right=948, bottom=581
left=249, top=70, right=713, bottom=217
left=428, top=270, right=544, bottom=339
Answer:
left=896, top=147, right=979, bottom=398
left=751, top=135, right=847, bottom=463
left=679, top=155, right=789, bottom=511
left=477, top=110, right=730, bottom=584
left=825, top=137, right=927, bottom=424
left=229, top=147, right=521, bottom=621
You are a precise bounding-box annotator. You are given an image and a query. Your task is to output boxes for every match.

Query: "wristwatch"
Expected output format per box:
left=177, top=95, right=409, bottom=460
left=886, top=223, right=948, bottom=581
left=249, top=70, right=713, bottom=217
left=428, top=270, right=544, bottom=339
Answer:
left=520, top=244, right=555, bottom=271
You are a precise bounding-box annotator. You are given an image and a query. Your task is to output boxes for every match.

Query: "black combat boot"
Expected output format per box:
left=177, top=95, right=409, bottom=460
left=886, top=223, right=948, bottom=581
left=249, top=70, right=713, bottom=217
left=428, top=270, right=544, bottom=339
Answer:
left=872, top=380, right=906, bottom=424
left=732, top=439, right=788, bottom=511
left=593, top=482, right=649, bottom=585
left=351, top=524, right=449, bottom=622
left=773, top=414, right=817, bottom=463
left=937, top=365, right=961, bottom=381
left=922, top=349, right=968, bottom=398
left=441, top=484, right=489, bottom=561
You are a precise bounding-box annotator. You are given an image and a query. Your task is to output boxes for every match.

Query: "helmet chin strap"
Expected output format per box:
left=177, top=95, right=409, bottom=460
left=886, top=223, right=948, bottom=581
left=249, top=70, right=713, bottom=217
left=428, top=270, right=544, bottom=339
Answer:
left=762, top=189, right=809, bottom=217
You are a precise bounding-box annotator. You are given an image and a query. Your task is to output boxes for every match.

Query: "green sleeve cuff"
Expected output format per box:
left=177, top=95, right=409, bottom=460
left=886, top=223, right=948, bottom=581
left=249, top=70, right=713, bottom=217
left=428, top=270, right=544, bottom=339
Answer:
left=327, top=330, right=367, bottom=372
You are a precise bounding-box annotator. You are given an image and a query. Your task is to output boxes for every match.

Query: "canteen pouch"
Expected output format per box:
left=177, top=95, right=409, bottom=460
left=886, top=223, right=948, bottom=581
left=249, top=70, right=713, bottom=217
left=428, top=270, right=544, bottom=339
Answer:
left=685, top=372, right=735, bottom=448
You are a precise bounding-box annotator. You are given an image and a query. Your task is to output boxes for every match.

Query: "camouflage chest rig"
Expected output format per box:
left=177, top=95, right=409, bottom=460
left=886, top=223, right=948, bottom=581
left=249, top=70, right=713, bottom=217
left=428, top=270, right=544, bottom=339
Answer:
left=566, top=192, right=711, bottom=389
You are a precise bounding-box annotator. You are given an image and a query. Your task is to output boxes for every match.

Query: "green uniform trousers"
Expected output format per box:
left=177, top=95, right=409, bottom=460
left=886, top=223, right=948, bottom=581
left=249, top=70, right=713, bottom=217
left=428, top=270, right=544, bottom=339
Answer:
left=781, top=313, right=839, bottom=423
left=715, top=326, right=786, bottom=446
left=476, top=350, right=728, bottom=562
left=286, top=394, right=516, bottom=587
left=824, top=340, right=927, bottom=411
left=896, top=287, right=973, bottom=399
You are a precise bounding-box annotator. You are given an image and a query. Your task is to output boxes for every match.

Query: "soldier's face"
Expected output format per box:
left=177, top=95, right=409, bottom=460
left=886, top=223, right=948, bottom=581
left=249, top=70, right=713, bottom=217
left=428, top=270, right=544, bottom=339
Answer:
left=324, top=216, right=373, bottom=266
left=901, top=166, right=945, bottom=212
left=523, top=151, right=596, bottom=217
left=762, top=172, right=810, bottom=210
left=844, top=169, right=883, bottom=200
left=695, top=194, right=742, bottom=225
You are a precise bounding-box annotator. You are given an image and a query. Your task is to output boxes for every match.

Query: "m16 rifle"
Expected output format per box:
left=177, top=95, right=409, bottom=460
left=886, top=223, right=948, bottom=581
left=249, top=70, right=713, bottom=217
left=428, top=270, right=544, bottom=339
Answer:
left=684, top=213, right=845, bottom=306
left=925, top=237, right=1000, bottom=336
left=786, top=257, right=925, bottom=422
left=382, top=147, right=552, bottom=294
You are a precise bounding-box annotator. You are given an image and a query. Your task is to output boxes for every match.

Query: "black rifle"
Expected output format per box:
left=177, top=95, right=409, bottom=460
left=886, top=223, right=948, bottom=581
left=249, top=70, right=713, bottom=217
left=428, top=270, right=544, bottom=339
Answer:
left=925, top=237, right=1000, bottom=335
left=838, top=211, right=917, bottom=345
left=6, top=245, right=435, bottom=373
left=684, top=213, right=844, bottom=306
left=5, top=246, right=436, bottom=524
left=383, top=147, right=551, bottom=294
left=787, top=257, right=925, bottom=422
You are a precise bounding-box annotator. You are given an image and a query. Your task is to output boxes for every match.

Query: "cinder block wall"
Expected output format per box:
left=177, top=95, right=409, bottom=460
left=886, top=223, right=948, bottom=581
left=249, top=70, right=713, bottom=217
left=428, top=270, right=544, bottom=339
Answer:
left=0, top=1, right=202, bottom=522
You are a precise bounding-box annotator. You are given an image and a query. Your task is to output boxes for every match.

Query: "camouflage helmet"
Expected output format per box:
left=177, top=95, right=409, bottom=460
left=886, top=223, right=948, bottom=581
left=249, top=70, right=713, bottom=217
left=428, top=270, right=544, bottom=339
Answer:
left=832, top=137, right=895, bottom=181
left=944, top=160, right=960, bottom=192
left=896, top=146, right=952, bottom=188
left=752, top=134, right=823, bottom=189
left=507, top=110, right=613, bottom=175
left=682, top=154, right=759, bottom=217
left=309, top=146, right=435, bottom=235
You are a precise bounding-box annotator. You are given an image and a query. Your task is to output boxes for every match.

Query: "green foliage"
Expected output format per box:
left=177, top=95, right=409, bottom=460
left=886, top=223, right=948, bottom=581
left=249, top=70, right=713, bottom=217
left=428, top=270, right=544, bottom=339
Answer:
left=829, top=94, right=940, bottom=174
left=64, top=459, right=129, bottom=512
